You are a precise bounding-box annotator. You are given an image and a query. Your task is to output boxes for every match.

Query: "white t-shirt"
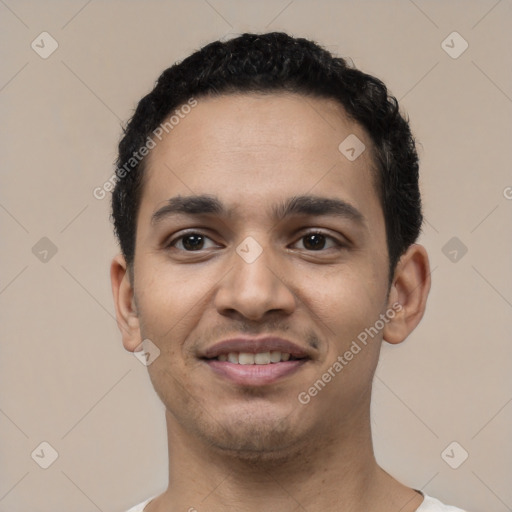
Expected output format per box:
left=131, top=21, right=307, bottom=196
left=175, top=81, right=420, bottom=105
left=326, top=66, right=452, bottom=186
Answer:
left=125, top=492, right=468, bottom=511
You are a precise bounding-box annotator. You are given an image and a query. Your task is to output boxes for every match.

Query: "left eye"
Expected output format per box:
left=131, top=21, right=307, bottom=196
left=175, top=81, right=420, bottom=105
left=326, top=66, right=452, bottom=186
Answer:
left=292, top=232, right=340, bottom=251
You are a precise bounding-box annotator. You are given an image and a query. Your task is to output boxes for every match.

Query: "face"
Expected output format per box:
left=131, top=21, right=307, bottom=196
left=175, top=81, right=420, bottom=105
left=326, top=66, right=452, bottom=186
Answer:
left=122, top=93, right=396, bottom=458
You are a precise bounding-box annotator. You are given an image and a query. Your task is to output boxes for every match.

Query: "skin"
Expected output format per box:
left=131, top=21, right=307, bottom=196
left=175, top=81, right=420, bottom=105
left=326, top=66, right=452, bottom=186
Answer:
left=111, top=92, right=431, bottom=512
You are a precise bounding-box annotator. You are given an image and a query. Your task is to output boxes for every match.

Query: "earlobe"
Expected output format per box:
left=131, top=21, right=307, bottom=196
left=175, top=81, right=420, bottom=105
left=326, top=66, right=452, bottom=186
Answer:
left=383, top=244, right=431, bottom=345
left=110, top=254, right=142, bottom=351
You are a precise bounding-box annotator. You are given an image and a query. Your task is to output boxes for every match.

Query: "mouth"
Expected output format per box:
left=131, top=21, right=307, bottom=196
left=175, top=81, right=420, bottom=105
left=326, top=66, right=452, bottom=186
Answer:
left=200, top=337, right=312, bottom=386
left=209, top=351, right=302, bottom=364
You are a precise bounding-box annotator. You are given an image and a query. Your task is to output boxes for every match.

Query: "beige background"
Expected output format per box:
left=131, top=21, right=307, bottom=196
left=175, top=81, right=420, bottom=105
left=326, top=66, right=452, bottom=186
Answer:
left=1, top=1, right=511, bottom=511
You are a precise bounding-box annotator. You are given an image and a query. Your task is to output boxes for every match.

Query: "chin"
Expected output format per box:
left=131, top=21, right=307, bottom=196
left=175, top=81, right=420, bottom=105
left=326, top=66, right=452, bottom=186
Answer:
left=198, top=407, right=307, bottom=460
left=210, top=432, right=303, bottom=464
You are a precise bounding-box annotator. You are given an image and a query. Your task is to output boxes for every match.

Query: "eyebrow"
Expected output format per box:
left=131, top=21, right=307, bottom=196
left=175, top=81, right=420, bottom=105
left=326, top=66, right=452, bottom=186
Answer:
left=150, top=194, right=366, bottom=226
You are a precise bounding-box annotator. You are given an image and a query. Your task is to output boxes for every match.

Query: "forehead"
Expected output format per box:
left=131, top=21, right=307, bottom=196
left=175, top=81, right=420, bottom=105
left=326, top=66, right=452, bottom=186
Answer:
left=140, top=92, right=383, bottom=231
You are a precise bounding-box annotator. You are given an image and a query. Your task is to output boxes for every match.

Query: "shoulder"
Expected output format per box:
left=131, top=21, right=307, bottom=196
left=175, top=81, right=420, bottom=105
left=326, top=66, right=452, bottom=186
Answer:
left=124, top=493, right=469, bottom=512
left=417, top=493, right=468, bottom=512
left=124, top=496, right=156, bottom=512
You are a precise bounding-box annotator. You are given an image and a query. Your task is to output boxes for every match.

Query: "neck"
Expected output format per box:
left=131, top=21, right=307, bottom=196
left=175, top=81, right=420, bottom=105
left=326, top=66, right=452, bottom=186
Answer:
left=146, top=393, right=422, bottom=512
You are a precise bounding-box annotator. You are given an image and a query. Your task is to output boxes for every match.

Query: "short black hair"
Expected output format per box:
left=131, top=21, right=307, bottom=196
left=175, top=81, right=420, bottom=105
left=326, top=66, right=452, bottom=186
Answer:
left=111, top=31, right=422, bottom=281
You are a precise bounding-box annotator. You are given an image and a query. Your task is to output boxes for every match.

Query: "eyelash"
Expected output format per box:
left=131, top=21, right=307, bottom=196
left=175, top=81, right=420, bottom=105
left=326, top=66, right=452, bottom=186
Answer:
left=165, top=229, right=345, bottom=252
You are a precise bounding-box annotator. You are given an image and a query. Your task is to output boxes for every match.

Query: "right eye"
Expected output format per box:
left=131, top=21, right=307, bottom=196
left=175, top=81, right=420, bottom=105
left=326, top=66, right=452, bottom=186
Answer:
left=166, top=231, right=220, bottom=252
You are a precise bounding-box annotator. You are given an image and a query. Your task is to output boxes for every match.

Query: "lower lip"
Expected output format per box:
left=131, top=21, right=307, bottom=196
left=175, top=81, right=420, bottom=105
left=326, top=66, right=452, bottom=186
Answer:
left=204, top=359, right=308, bottom=386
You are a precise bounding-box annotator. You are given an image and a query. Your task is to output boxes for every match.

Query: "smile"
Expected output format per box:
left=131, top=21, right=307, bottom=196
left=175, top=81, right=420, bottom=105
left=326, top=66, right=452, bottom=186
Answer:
left=200, top=336, right=312, bottom=386
left=213, top=351, right=299, bottom=364
left=204, top=355, right=309, bottom=386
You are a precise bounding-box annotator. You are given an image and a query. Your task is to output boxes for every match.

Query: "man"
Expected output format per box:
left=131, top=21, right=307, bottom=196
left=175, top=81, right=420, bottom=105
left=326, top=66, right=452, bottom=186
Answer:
left=110, top=32, right=467, bottom=512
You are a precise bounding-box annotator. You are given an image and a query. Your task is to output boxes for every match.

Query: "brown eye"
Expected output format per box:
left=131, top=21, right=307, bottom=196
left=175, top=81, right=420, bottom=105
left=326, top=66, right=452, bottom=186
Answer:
left=180, top=234, right=205, bottom=251
left=168, top=232, right=218, bottom=251
left=293, top=231, right=340, bottom=251
left=302, top=233, right=327, bottom=250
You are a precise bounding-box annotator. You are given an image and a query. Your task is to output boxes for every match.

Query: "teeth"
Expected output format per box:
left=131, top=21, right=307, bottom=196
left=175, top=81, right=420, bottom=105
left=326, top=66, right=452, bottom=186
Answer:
left=254, top=352, right=271, bottom=364
left=217, top=351, right=294, bottom=364
left=270, top=350, right=281, bottom=363
left=239, top=353, right=255, bottom=365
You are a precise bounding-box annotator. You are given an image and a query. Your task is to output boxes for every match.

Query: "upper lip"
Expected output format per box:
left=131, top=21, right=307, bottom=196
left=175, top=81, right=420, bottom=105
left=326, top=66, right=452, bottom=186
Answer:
left=201, top=336, right=311, bottom=359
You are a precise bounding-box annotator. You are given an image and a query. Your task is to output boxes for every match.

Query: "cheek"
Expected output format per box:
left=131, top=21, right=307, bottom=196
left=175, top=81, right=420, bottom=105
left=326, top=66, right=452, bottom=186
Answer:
left=306, top=270, right=384, bottom=409
left=306, top=264, right=387, bottom=354
left=135, top=259, right=215, bottom=339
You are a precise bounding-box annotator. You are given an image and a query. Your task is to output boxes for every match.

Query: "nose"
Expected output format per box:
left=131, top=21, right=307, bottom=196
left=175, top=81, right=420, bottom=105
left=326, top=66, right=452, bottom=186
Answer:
left=213, top=242, right=296, bottom=322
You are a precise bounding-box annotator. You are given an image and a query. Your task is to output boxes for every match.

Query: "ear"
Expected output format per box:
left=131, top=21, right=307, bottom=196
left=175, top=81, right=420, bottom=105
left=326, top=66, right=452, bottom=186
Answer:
left=383, top=243, right=431, bottom=345
left=110, top=253, right=142, bottom=351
